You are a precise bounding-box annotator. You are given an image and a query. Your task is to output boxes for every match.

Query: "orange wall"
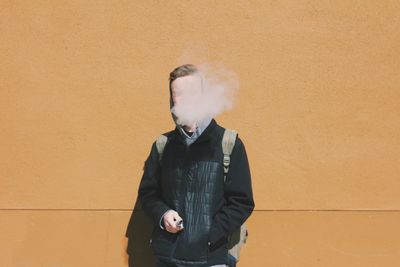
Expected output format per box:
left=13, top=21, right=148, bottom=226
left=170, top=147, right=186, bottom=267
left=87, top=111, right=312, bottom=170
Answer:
left=1, top=1, right=400, bottom=266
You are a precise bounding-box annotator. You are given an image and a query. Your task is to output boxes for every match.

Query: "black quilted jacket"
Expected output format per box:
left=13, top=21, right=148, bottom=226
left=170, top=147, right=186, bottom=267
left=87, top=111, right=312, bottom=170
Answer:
left=138, top=119, right=255, bottom=266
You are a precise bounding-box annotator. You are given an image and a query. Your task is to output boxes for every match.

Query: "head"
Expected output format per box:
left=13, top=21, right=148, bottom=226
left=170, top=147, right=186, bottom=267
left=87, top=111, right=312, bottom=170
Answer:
left=169, top=64, right=205, bottom=126
left=169, top=64, right=203, bottom=107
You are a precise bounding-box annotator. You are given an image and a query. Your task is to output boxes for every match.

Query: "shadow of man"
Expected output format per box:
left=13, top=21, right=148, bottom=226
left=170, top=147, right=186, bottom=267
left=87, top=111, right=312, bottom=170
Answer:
left=125, top=197, right=156, bottom=267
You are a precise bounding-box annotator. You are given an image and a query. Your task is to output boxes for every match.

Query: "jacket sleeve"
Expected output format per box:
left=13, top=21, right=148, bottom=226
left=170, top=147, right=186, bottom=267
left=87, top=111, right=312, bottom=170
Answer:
left=208, top=137, right=255, bottom=245
left=137, top=141, right=172, bottom=227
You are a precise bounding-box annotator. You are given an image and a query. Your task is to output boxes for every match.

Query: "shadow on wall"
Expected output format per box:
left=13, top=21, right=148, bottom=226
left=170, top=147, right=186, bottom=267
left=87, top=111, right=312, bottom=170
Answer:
left=125, top=198, right=156, bottom=267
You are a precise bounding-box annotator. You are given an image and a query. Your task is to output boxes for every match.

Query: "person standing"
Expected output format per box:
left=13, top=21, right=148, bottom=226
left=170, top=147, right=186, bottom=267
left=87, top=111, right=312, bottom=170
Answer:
left=137, top=64, right=255, bottom=267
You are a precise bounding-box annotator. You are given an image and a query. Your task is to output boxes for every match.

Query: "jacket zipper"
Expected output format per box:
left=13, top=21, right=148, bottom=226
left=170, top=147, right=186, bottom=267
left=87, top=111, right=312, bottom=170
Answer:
left=180, top=144, right=190, bottom=214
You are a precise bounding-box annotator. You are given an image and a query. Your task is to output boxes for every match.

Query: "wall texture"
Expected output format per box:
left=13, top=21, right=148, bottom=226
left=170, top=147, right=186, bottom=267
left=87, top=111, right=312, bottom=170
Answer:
left=1, top=1, right=399, bottom=266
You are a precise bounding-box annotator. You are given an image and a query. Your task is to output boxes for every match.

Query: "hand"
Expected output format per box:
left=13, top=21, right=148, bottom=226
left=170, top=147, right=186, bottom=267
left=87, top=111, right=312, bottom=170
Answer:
left=163, top=210, right=184, bottom=234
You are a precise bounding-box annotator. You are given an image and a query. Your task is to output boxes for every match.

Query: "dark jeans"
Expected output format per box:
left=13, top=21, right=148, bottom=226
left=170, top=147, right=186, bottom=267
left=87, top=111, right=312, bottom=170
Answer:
left=227, top=254, right=237, bottom=267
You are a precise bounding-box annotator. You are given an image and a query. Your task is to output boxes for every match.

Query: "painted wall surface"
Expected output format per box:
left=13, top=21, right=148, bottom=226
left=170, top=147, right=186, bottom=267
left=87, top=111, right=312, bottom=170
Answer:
left=1, top=1, right=399, bottom=266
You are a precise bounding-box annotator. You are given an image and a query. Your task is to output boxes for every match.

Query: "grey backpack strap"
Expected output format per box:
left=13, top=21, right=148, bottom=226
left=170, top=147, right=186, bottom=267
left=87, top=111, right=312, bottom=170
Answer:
left=156, top=134, right=168, bottom=163
left=222, top=128, right=238, bottom=183
left=228, top=224, right=248, bottom=261
left=222, top=129, right=250, bottom=262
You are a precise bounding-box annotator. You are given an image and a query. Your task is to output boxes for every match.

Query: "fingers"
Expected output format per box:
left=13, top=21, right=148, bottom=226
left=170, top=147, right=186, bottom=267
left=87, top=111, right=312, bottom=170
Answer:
left=163, top=210, right=184, bottom=234
left=165, top=223, right=180, bottom=233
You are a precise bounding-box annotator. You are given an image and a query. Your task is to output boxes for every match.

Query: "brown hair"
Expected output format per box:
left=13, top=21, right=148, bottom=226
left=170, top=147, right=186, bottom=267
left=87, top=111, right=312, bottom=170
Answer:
left=169, top=64, right=199, bottom=84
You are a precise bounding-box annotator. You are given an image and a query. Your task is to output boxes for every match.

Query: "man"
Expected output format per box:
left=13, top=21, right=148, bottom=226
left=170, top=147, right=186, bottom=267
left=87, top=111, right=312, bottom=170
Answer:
left=138, top=64, right=254, bottom=267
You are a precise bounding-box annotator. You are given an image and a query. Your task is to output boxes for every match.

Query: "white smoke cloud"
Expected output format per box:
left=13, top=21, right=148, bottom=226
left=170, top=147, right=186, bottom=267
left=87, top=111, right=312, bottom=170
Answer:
left=170, top=62, right=239, bottom=127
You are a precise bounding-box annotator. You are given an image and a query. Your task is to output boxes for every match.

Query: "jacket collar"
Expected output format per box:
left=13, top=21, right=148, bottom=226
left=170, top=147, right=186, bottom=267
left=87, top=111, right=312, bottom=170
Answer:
left=170, top=118, right=218, bottom=145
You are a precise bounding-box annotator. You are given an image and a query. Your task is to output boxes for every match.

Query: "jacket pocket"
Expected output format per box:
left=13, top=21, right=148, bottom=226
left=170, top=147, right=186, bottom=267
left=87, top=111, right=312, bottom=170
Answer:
left=150, top=226, right=177, bottom=257
left=172, top=227, right=210, bottom=260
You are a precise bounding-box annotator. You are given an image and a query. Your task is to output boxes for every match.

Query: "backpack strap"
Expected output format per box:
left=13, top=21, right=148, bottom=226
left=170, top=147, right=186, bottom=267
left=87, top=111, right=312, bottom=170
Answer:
left=222, top=128, right=238, bottom=183
left=222, top=129, right=250, bottom=261
left=156, top=134, right=168, bottom=163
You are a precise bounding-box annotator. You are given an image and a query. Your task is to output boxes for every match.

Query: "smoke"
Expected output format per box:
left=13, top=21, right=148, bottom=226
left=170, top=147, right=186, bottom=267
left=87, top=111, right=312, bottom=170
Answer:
left=170, top=62, right=239, bottom=127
